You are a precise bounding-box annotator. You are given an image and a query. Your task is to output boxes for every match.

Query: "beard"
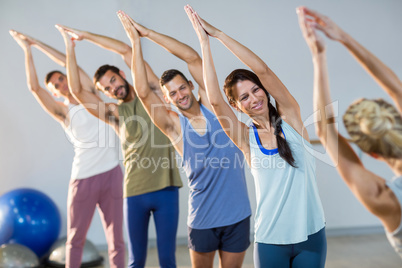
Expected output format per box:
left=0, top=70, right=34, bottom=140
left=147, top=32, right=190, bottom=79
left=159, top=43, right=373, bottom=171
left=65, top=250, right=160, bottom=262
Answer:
left=115, top=79, right=130, bottom=100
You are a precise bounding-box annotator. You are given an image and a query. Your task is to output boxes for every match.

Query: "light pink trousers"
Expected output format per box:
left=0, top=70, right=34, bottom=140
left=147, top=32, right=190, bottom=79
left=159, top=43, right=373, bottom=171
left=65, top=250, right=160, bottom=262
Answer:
left=66, top=165, right=125, bottom=268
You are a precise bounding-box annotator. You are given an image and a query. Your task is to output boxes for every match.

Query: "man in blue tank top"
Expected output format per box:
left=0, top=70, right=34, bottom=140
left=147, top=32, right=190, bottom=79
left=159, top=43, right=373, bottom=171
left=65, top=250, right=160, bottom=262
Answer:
left=118, top=11, right=252, bottom=268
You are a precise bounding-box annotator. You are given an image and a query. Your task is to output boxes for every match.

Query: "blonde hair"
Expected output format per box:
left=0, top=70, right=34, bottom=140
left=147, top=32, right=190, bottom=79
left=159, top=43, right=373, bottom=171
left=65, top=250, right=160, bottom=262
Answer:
left=343, top=98, right=402, bottom=159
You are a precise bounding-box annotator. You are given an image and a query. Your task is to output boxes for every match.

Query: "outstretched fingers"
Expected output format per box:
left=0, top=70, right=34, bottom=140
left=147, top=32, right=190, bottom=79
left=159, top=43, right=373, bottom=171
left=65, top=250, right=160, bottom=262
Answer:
left=123, top=15, right=149, bottom=37
left=119, top=10, right=136, bottom=26
left=9, top=29, right=17, bottom=37
left=117, top=10, right=139, bottom=41
left=117, top=11, right=133, bottom=34
left=55, top=24, right=81, bottom=40
left=185, top=4, right=196, bottom=14
left=184, top=5, right=208, bottom=41
left=55, top=24, right=68, bottom=38
left=9, top=30, right=22, bottom=43
left=297, top=8, right=325, bottom=54
left=297, top=8, right=315, bottom=41
left=55, top=24, right=75, bottom=47
left=9, top=30, right=26, bottom=41
left=193, top=11, right=205, bottom=30
left=311, top=22, right=326, bottom=34
left=186, top=4, right=203, bottom=26
left=301, top=6, right=326, bottom=24
left=298, top=6, right=329, bottom=30
left=297, top=7, right=309, bottom=37
left=9, top=30, right=29, bottom=48
left=302, top=7, right=320, bottom=19
left=184, top=5, right=197, bottom=27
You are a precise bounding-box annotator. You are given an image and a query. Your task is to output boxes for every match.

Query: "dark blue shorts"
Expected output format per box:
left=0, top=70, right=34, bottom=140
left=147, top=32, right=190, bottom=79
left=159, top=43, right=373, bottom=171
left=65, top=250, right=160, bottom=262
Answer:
left=254, top=227, right=327, bottom=268
left=188, top=216, right=250, bottom=253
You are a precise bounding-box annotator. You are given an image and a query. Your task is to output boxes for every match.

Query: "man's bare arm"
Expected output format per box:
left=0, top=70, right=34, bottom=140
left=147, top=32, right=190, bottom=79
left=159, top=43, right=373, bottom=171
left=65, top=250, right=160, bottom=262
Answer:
left=118, top=11, right=182, bottom=152
left=19, top=31, right=94, bottom=93
left=56, top=26, right=120, bottom=130
left=56, top=25, right=160, bottom=91
left=10, top=30, right=67, bottom=123
left=134, top=21, right=208, bottom=106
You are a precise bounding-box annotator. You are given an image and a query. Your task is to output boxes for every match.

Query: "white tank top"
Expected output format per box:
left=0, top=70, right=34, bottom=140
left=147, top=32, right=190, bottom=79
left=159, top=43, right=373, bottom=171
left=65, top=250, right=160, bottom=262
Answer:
left=385, top=176, right=402, bottom=259
left=63, top=104, right=120, bottom=179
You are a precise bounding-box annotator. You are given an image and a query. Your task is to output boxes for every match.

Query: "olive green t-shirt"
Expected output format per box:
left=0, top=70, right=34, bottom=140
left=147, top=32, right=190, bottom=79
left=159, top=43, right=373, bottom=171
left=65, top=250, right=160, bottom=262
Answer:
left=118, top=97, right=182, bottom=197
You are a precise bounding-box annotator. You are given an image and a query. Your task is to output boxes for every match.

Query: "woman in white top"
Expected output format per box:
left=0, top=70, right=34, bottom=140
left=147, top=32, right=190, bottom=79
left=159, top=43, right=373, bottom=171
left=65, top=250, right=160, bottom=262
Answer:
left=185, top=5, right=326, bottom=268
left=298, top=6, right=402, bottom=259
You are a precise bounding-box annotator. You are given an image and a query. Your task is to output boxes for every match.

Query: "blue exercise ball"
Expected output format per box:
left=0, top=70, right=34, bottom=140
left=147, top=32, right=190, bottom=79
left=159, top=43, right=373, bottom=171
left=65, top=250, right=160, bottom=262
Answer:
left=0, top=212, right=13, bottom=246
left=0, top=188, right=61, bottom=258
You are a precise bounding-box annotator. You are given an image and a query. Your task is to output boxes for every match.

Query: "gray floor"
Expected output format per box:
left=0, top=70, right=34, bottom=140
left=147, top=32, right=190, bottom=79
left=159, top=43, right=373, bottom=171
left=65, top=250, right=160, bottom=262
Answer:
left=97, top=233, right=401, bottom=268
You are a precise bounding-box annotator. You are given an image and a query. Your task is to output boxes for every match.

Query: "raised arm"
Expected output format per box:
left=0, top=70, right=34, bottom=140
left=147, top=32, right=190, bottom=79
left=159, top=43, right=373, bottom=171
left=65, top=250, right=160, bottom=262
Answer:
left=187, top=7, right=300, bottom=120
left=57, top=25, right=132, bottom=65
left=10, top=30, right=67, bottom=123
left=117, top=11, right=181, bottom=149
left=56, top=26, right=119, bottom=130
left=302, top=7, right=402, bottom=113
left=131, top=20, right=208, bottom=106
left=56, top=25, right=160, bottom=91
left=298, top=8, right=397, bottom=225
left=185, top=6, right=249, bottom=153
left=23, top=32, right=94, bottom=93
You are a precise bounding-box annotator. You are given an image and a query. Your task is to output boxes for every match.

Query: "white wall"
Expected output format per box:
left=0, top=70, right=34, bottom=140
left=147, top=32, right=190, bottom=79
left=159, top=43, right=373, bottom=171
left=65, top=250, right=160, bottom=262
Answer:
left=0, top=0, right=401, bottom=247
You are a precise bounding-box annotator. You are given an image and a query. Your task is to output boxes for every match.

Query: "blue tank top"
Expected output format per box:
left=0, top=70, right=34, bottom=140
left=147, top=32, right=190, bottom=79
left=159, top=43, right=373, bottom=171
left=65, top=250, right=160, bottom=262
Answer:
left=385, top=176, right=402, bottom=259
left=249, top=121, right=325, bottom=244
left=180, top=104, right=251, bottom=229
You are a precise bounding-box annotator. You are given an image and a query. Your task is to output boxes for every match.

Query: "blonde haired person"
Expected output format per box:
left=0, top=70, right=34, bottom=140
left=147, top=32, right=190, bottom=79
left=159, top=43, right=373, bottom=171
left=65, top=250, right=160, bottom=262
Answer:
left=344, top=99, right=402, bottom=159
left=298, top=6, right=402, bottom=258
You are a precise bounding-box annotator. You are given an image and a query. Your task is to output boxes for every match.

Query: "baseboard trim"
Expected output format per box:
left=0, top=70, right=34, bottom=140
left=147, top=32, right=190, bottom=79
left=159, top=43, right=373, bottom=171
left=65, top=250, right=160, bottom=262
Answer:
left=325, top=225, right=385, bottom=237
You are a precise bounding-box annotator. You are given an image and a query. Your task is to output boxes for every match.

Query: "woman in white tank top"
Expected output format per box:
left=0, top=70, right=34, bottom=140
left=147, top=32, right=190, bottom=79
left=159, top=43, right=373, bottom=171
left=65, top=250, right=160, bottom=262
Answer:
left=298, top=6, right=402, bottom=258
